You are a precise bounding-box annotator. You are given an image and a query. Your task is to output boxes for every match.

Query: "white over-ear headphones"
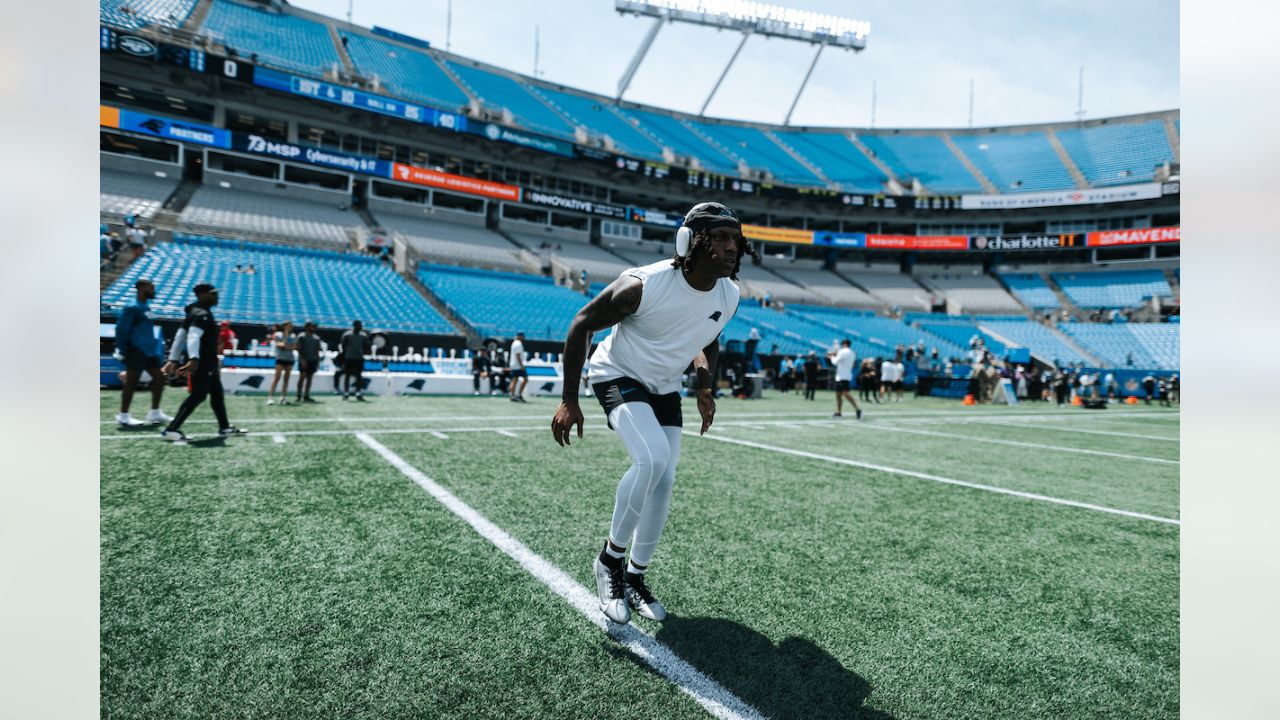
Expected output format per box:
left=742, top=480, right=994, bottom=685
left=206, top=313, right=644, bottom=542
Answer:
left=675, top=225, right=693, bottom=257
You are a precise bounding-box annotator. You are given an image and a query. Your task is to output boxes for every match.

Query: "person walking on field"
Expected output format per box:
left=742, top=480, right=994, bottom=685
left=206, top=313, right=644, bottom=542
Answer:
left=114, top=278, right=172, bottom=427
left=826, top=340, right=862, bottom=419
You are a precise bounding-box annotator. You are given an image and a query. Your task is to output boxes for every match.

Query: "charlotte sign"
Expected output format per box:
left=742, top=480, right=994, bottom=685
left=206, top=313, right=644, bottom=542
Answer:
left=970, top=234, right=1082, bottom=251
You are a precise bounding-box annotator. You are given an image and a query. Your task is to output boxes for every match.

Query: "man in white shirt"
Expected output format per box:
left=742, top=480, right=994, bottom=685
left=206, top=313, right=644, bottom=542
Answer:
left=826, top=339, right=862, bottom=419
left=892, top=358, right=906, bottom=402
left=508, top=332, right=528, bottom=402
left=551, top=201, right=757, bottom=625
left=880, top=357, right=894, bottom=402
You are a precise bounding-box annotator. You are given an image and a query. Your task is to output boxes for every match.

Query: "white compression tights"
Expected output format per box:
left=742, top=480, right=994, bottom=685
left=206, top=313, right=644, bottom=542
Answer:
left=607, top=402, right=682, bottom=567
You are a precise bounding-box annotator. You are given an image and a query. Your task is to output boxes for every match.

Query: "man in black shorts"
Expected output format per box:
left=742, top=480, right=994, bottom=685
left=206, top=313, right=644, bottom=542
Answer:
left=114, top=278, right=171, bottom=426
left=295, top=321, right=322, bottom=403
left=339, top=320, right=371, bottom=401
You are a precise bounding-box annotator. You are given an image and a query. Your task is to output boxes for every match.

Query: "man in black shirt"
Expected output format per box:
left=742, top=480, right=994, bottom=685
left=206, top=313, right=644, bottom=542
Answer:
left=160, top=284, right=246, bottom=441
left=295, top=321, right=323, bottom=403
left=471, top=348, right=492, bottom=395
left=802, top=351, right=819, bottom=401
left=339, top=320, right=371, bottom=401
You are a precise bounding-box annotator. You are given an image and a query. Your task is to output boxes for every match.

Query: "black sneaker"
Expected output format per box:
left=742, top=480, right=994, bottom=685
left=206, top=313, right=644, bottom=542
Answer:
left=218, top=426, right=247, bottom=436
left=624, top=571, right=667, bottom=621
left=856, top=409, right=863, bottom=420
left=832, top=413, right=842, bottom=418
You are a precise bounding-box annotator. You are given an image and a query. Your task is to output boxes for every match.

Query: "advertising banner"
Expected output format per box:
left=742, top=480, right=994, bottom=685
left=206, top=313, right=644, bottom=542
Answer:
left=742, top=224, right=815, bottom=245
left=628, top=208, right=682, bottom=228
left=960, top=183, right=1164, bottom=210
left=969, top=234, right=1083, bottom=251
left=232, top=134, right=390, bottom=176
left=469, top=122, right=575, bottom=157
left=253, top=68, right=466, bottom=131
left=523, top=190, right=627, bottom=219
left=865, top=234, right=969, bottom=251
left=103, top=106, right=231, bottom=148
left=389, top=163, right=522, bottom=201
left=813, top=231, right=866, bottom=248
left=1086, top=225, right=1180, bottom=247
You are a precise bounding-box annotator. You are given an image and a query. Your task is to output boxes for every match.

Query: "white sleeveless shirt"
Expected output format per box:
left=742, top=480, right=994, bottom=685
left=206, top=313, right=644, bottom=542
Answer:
left=588, top=260, right=740, bottom=395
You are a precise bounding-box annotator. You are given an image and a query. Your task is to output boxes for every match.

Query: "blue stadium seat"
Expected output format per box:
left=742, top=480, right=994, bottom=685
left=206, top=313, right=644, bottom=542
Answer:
left=445, top=62, right=576, bottom=139
left=979, top=320, right=1089, bottom=366
left=950, top=132, right=1075, bottom=192
left=1058, top=322, right=1179, bottom=370
left=1055, top=121, right=1175, bottom=186
left=340, top=33, right=470, bottom=110
left=530, top=87, right=666, bottom=160
left=688, top=122, right=824, bottom=186
left=201, top=0, right=342, bottom=77
left=101, top=0, right=197, bottom=29
left=101, top=235, right=455, bottom=335
left=785, top=305, right=967, bottom=359
left=913, top=320, right=1008, bottom=356
left=998, top=273, right=1061, bottom=309
left=1051, top=269, right=1173, bottom=308
left=773, top=131, right=888, bottom=193
left=611, top=107, right=739, bottom=174
left=723, top=304, right=839, bottom=358
left=857, top=134, right=984, bottom=193
left=416, top=264, right=606, bottom=342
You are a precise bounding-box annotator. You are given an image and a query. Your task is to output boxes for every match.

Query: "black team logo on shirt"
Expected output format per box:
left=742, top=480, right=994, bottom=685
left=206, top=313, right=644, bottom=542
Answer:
left=708, top=311, right=722, bottom=321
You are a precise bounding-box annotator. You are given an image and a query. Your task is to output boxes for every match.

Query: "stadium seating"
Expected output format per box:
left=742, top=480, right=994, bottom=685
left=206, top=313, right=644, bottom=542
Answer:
left=736, top=261, right=824, bottom=305
left=100, top=168, right=179, bottom=219
left=912, top=318, right=1008, bottom=356
left=416, top=263, right=604, bottom=342
left=605, top=240, right=676, bottom=267
left=914, top=268, right=1023, bottom=313
left=445, top=62, right=576, bottom=139
left=1058, top=322, right=1179, bottom=370
left=100, top=0, right=198, bottom=29
left=790, top=306, right=967, bottom=360
left=101, top=234, right=455, bottom=334
left=530, top=87, right=666, bottom=160
left=339, top=33, right=471, bottom=110
left=688, top=122, right=823, bottom=186
left=611, top=107, right=739, bottom=174
left=767, top=260, right=884, bottom=308
left=179, top=185, right=357, bottom=247
left=998, top=273, right=1060, bottom=309
left=950, top=131, right=1075, bottom=192
left=201, top=0, right=342, bottom=77
left=724, top=303, right=838, bottom=358
left=773, top=131, right=888, bottom=193
left=841, top=269, right=933, bottom=311
left=372, top=211, right=529, bottom=273
left=506, top=232, right=630, bottom=282
left=1055, top=120, right=1175, bottom=186
left=1051, top=269, right=1173, bottom=308
left=857, top=134, right=984, bottom=193
left=978, top=319, right=1090, bottom=366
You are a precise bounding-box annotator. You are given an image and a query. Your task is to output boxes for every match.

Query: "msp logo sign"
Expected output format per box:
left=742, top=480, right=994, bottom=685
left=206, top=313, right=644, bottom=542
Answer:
left=485, top=123, right=502, bottom=141
left=119, top=35, right=157, bottom=57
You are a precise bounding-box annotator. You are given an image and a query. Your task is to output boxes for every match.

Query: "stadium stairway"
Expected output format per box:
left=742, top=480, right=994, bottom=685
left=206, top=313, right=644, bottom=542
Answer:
left=1043, top=273, right=1089, bottom=320
left=847, top=134, right=905, bottom=192
left=180, top=0, right=214, bottom=32
left=1045, top=130, right=1089, bottom=189
left=762, top=130, right=834, bottom=188
left=941, top=134, right=998, bottom=194
left=327, top=22, right=357, bottom=77
left=401, top=266, right=481, bottom=346
left=1163, top=117, right=1181, bottom=165
left=828, top=267, right=882, bottom=304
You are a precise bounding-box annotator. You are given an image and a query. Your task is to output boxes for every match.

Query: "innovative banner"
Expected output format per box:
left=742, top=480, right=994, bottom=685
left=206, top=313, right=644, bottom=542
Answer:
left=253, top=68, right=467, bottom=131
left=1086, top=225, right=1180, bottom=247
left=960, top=183, right=1164, bottom=210
left=231, top=134, right=390, bottom=176
left=389, top=163, right=522, bottom=201
left=523, top=190, right=627, bottom=219
left=969, top=234, right=1083, bottom=251
left=865, top=234, right=969, bottom=251
left=101, top=105, right=231, bottom=148
left=742, top=224, right=815, bottom=245
left=470, top=123, right=575, bottom=158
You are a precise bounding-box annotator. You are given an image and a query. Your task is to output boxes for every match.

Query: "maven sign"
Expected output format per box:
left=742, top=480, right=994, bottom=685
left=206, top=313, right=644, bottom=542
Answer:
left=1086, top=226, right=1181, bottom=247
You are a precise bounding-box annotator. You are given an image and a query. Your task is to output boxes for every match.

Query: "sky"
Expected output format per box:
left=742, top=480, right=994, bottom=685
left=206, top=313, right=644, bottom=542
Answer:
left=290, top=0, right=1179, bottom=129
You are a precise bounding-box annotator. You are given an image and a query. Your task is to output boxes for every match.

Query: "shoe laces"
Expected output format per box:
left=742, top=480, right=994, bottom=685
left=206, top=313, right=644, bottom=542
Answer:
left=625, top=572, right=656, bottom=604
left=604, top=563, right=626, bottom=600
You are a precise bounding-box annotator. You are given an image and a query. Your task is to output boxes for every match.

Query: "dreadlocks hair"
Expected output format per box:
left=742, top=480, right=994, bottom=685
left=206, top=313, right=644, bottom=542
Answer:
left=672, top=228, right=760, bottom=281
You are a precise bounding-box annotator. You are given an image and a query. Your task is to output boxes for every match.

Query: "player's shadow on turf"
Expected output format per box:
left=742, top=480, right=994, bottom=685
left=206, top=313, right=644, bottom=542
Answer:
left=626, top=616, right=894, bottom=720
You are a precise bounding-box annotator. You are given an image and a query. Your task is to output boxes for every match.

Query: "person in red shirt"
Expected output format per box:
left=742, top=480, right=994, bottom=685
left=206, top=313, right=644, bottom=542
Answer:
left=217, top=322, right=236, bottom=361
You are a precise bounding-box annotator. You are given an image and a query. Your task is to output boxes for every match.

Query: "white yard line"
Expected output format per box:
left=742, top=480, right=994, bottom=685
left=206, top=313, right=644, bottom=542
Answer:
left=961, top=418, right=1179, bottom=443
left=356, top=434, right=765, bottom=720
left=495, top=430, right=519, bottom=438
left=429, top=431, right=449, bottom=440
left=689, top=431, right=1179, bottom=526
left=841, top=423, right=1179, bottom=465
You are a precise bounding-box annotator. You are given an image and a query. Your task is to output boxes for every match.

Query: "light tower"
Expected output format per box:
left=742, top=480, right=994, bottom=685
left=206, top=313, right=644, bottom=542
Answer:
left=614, top=0, right=871, bottom=125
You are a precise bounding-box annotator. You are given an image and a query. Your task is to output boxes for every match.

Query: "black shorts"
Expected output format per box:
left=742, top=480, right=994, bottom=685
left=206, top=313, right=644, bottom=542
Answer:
left=299, top=358, right=319, bottom=373
left=275, top=359, right=295, bottom=369
left=124, top=347, right=161, bottom=372
left=835, top=379, right=851, bottom=392
left=592, top=376, right=682, bottom=430
left=510, top=368, right=528, bottom=378
left=892, top=380, right=904, bottom=391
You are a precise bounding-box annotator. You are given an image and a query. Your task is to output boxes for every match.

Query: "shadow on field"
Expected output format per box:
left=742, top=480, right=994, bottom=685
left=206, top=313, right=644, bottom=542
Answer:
left=610, top=615, right=894, bottom=719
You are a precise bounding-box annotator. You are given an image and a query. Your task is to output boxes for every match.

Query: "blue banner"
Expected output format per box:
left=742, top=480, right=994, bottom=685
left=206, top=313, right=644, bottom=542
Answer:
left=813, top=231, right=865, bottom=248
left=231, top=134, right=391, bottom=177
left=253, top=68, right=466, bottom=131
left=467, top=122, right=575, bottom=157
left=116, top=109, right=230, bottom=148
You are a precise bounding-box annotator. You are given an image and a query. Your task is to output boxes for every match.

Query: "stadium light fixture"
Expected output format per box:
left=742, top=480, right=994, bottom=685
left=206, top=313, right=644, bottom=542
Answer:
left=615, top=0, right=870, bottom=124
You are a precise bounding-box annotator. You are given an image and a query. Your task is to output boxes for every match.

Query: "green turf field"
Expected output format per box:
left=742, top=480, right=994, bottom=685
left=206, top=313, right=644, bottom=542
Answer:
left=100, top=390, right=1179, bottom=719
